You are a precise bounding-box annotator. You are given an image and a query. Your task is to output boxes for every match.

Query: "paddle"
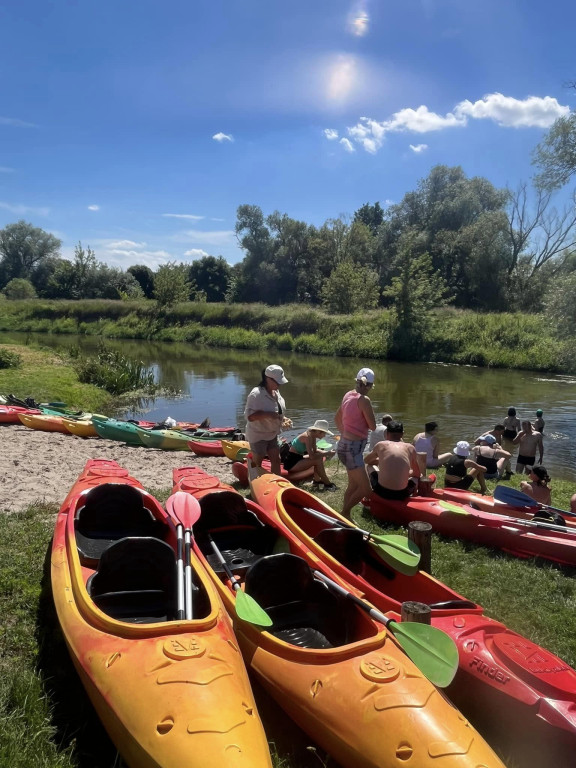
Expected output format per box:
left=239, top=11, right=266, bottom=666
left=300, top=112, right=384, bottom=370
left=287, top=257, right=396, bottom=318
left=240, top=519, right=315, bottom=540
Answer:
left=299, top=505, right=421, bottom=576
left=439, top=498, right=572, bottom=534
left=207, top=534, right=273, bottom=627
left=314, top=571, right=458, bottom=687
left=494, top=485, right=575, bottom=518
left=165, top=492, right=201, bottom=620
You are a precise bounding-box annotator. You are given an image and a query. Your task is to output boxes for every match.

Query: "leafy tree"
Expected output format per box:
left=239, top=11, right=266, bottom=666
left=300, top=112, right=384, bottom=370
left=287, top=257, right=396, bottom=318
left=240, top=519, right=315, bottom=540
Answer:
left=2, top=277, right=37, bottom=299
left=0, top=220, right=61, bottom=288
left=354, top=202, right=384, bottom=235
left=534, top=112, right=576, bottom=191
left=384, top=230, right=451, bottom=356
left=188, top=255, right=231, bottom=302
left=153, top=262, right=191, bottom=307
left=320, top=260, right=380, bottom=314
left=543, top=272, right=576, bottom=340
left=128, top=264, right=155, bottom=298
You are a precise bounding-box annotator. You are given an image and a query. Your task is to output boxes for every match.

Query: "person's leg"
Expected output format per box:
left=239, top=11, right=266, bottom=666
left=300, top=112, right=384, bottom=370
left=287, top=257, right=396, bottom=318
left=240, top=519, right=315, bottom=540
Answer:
left=268, top=445, right=281, bottom=476
left=341, top=467, right=371, bottom=519
left=286, top=455, right=331, bottom=484
left=502, top=439, right=514, bottom=473
left=250, top=451, right=265, bottom=468
left=469, top=468, right=487, bottom=494
left=496, top=456, right=507, bottom=477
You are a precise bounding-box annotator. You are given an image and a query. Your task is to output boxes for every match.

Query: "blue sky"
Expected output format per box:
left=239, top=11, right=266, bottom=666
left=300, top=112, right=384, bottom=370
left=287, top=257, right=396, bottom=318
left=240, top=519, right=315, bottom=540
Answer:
left=0, top=0, right=574, bottom=269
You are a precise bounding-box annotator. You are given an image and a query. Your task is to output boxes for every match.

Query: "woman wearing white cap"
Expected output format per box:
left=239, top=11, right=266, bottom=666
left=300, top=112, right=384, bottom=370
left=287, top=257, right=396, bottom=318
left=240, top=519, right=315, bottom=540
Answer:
left=283, top=420, right=337, bottom=490
left=244, top=364, right=290, bottom=475
left=444, top=441, right=488, bottom=494
left=334, top=368, right=377, bottom=518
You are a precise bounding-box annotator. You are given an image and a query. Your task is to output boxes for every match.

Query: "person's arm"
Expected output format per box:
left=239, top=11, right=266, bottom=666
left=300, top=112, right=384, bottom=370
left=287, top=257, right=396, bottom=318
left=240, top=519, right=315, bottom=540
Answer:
left=334, top=405, right=343, bottom=433
left=357, top=395, right=376, bottom=431
left=512, top=431, right=524, bottom=445
left=247, top=410, right=281, bottom=423
left=495, top=448, right=511, bottom=459
left=465, top=458, right=486, bottom=472
left=364, top=448, right=379, bottom=466
left=538, top=434, right=544, bottom=463
left=431, top=435, right=439, bottom=460
left=408, top=446, right=422, bottom=478
left=305, top=432, right=319, bottom=456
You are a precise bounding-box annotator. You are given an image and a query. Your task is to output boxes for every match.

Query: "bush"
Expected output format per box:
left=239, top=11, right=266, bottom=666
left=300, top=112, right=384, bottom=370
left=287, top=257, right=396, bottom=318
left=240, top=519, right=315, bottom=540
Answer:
left=0, top=347, right=22, bottom=369
left=74, top=343, right=156, bottom=395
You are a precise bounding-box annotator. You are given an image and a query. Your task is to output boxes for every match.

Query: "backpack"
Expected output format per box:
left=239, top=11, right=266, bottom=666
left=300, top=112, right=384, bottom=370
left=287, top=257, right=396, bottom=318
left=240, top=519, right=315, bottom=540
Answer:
left=279, top=440, right=292, bottom=463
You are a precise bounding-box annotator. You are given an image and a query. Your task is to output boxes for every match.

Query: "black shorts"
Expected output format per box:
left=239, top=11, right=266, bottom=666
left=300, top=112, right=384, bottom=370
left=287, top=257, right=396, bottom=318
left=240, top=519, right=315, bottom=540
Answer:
left=372, top=480, right=414, bottom=500
left=444, top=475, right=474, bottom=490
left=517, top=454, right=536, bottom=466
left=283, top=452, right=303, bottom=471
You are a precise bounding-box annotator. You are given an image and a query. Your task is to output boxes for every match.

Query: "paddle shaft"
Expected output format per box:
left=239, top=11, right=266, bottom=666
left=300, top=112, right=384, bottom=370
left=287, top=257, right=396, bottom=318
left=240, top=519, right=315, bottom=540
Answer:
left=314, top=571, right=391, bottom=628
left=207, top=534, right=241, bottom=592
left=184, top=530, right=193, bottom=620
left=176, top=524, right=185, bottom=621
left=302, top=505, right=368, bottom=535
left=494, top=485, right=576, bottom=519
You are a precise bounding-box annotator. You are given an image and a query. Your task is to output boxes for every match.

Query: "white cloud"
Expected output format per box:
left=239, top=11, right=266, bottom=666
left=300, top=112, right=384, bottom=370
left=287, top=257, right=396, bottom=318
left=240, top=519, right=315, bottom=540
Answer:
left=162, top=213, right=205, bottom=220
left=324, top=128, right=339, bottom=140
left=409, top=143, right=428, bottom=153
left=0, top=201, right=49, bottom=216
left=104, top=239, right=147, bottom=249
left=87, top=204, right=100, bottom=211
left=340, top=138, right=356, bottom=153
left=343, top=93, right=569, bottom=153
left=347, top=1, right=369, bottom=37
left=0, top=166, right=15, bottom=173
left=183, top=248, right=210, bottom=259
left=0, top=116, right=35, bottom=128
left=454, top=93, right=569, bottom=128
left=211, top=217, right=225, bottom=222
left=212, top=132, right=234, bottom=142
left=173, top=229, right=236, bottom=247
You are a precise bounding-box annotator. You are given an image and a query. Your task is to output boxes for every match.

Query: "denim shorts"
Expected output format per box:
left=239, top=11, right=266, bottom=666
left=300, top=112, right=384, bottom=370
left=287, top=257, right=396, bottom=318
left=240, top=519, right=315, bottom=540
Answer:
left=250, top=438, right=279, bottom=457
left=337, top=437, right=367, bottom=470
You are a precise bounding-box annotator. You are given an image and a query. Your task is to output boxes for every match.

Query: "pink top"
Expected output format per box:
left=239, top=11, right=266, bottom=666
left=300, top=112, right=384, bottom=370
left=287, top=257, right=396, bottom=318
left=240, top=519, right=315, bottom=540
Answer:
left=340, top=390, right=370, bottom=439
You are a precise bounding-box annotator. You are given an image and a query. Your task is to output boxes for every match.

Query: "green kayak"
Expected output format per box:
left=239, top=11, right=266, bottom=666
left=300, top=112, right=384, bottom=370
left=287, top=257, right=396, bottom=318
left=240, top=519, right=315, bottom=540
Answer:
left=92, top=417, right=145, bottom=445
left=137, top=428, right=195, bottom=451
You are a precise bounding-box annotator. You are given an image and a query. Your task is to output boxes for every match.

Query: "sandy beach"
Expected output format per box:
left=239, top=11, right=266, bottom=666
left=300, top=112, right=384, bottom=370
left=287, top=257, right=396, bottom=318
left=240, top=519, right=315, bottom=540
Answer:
left=0, top=423, right=237, bottom=513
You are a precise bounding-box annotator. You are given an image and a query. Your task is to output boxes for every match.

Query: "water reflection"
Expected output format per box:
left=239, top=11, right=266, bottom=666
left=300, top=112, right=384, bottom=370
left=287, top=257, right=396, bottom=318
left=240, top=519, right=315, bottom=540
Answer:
left=2, top=332, right=575, bottom=482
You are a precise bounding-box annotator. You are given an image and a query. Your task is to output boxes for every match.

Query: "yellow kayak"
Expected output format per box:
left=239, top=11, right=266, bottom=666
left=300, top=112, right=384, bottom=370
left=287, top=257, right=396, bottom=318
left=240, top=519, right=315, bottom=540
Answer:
left=221, top=440, right=250, bottom=460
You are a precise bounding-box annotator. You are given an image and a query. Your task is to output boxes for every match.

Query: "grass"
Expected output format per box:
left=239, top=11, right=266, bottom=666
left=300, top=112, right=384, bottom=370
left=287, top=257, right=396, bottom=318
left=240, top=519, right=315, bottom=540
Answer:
left=0, top=345, right=113, bottom=413
left=1, top=464, right=575, bottom=766
left=0, top=299, right=574, bottom=372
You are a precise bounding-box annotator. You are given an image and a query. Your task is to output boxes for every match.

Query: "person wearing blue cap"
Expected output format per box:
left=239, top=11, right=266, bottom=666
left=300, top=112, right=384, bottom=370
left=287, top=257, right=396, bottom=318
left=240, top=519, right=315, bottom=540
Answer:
left=471, top=434, right=511, bottom=480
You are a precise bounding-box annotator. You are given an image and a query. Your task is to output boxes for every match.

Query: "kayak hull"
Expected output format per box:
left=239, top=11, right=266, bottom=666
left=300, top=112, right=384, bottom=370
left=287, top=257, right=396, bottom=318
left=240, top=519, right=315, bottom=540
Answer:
left=187, top=439, right=225, bottom=457
left=51, top=459, right=272, bottom=768
left=251, top=473, right=576, bottom=768
left=0, top=405, right=41, bottom=423
left=61, top=417, right=99, bottom=437
left=172, top=467, right=505, bottom=768
left=231, top=460, right=314, bottom=488
left=18, top=412, right=71, bottom=433
left=222, top=440, right=250, bottom=461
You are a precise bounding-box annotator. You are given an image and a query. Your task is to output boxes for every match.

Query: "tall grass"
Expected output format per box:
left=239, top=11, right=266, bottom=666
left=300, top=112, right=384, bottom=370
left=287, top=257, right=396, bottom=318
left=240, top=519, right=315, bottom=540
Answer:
left=74, top=343, right=157, bottom=396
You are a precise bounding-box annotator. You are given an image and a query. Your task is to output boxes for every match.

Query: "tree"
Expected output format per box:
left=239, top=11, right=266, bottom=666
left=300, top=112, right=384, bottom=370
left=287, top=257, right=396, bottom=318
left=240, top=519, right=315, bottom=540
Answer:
left=320, top=260, right=380, bottom=314
left=543, top=272, right=576, bottom=340
left=188, top=255, right=231, bottom=302
left=128, top=265, right=155, bottom=298
left=353, top=202, right=384, bottom=235
left=153, top=262, right=191, bottom=307
left=534, top=112, right=576, bottom=191
left=2, top=277, right=37, bottom=299
left=0, top=220, right=61, bottom=288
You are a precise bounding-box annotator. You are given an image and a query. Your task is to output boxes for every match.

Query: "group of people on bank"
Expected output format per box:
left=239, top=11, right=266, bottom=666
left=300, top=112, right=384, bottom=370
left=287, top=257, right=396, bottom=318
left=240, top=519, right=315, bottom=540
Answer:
left=244, top=363, right=558, bottom=520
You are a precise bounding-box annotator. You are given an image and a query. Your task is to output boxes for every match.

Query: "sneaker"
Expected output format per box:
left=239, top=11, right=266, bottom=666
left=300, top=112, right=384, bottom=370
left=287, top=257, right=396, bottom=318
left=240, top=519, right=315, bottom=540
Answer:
left=323, top=483, right=337, bottom=491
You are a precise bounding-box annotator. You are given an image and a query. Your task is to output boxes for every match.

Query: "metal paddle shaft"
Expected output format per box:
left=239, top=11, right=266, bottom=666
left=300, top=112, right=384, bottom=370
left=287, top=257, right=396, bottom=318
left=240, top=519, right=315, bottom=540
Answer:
left=165, top=492, right=203, bottom=621
left=440, top=499, right=572, bottom=534
left=206, top=534, right=273, bottom=627
left=494, top=485, right=575, bottom=518
left=176, top=524, right=185, bottom=620
left=314, top=571, right=458, bottom=688
left=301, top=505, right=421, bottom=575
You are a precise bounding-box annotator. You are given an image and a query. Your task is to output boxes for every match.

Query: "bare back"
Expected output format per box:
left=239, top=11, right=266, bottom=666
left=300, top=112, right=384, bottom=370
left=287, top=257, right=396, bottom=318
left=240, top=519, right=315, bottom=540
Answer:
left=374, top=441, right=420, bottom=491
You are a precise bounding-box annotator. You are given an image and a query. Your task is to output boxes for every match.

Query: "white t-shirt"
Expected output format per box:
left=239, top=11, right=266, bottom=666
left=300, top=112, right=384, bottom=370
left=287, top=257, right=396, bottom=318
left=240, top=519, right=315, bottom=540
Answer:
left=368, top=424, right=387, bottom=452
left=244, top=386, right=286, bottom=443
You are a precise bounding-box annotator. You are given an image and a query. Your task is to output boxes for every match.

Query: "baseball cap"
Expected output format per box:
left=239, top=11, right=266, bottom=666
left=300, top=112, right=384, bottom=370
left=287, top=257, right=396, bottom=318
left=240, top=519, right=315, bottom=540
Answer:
left=264, top=364, right=288, bottom=385
left=481, top=434, right=497, bottom=445
left=536, top=409, right=543, bottom=417
left=454, top=440, right=470, bottom=457
left=356, top=367, right=375, bottom=384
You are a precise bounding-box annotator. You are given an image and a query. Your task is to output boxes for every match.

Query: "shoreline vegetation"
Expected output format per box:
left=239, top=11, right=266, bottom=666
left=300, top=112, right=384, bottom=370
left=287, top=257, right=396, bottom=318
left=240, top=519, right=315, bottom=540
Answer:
left=0, top=298, right=573, bottom=373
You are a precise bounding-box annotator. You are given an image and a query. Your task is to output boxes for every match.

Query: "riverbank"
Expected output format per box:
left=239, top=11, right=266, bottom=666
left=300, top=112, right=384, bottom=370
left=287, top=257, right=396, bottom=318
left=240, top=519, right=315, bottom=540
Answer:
left=0, top=298, right=573, bottom=373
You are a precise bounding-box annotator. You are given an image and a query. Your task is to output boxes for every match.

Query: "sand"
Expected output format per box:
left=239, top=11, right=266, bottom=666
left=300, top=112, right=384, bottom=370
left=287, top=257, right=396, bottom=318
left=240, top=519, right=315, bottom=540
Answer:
left=0, top=424, right=237, bottom=513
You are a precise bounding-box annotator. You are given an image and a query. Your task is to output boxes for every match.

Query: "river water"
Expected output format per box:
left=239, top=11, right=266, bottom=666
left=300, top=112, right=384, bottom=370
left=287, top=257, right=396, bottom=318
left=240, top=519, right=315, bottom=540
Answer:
left=3, top=333, right=576, bottom=483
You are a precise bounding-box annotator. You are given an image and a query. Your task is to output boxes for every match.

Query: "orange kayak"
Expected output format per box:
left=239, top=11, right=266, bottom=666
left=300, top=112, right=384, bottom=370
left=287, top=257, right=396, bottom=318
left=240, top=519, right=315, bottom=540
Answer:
left=51, top=459, right=272, bottom=768
left=18, top=412, right=71, bottom=433
left=251, top=473, right=576, bottom=768
left=172, top=466, right=505, bottom=768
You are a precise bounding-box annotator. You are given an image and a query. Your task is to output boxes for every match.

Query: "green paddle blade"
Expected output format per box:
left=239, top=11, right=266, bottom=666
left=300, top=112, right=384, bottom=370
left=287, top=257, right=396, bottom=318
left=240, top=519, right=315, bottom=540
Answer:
left=368, top=535, right=420, bottom=576
left=236, top=448, right=250, bottom=461
left=387, top=620, right=459, bottom=688
left=439, top=500, right=470, bottom=515
left=233, top=586, right=273, bottom=627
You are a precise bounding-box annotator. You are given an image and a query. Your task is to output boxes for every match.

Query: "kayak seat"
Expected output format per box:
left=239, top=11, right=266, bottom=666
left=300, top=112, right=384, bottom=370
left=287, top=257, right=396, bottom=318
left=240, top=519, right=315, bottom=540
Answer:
left=314, top=527, right=396, bottom=581
left=75, top=484, right=166, bottom=566
left=201, top=526, right=277, bottom=577
left=87, top=537, right=177, bottom=623
left=195, top=491, right=264, bottom=533
left=244, top=554, right=349, bottom=649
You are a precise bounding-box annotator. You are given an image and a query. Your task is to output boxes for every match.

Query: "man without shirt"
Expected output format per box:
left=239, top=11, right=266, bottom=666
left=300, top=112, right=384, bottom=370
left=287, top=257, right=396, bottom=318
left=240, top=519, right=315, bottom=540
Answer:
left=513, top=420, right=544, bottom=474
left=364, top=420, right=421, bottom=499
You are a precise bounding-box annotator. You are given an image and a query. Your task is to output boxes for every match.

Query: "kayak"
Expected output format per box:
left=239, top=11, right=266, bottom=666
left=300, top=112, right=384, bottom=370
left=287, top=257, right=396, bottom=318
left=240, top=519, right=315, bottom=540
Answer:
left=91, top=416, right=149, bottom=445
left=171, top=466, right=505, bottom=768
left=137, top=428, right=194, bottom=451
left=0, top=405, right=41, bottom=423
left=231, top=459, right=315, bottom=488
left=369, top=488, right=576, bottom=567
left=251, top=473, right=576, bottom=767
left=18, top=412, right=71, bottom=433
left=222, top=440, right=250, bottom=461
left=187, top=439, right=225, bottom=457
left=61, top=417, right=99, bottom=438
left=51, top=459, right=272, bottom=768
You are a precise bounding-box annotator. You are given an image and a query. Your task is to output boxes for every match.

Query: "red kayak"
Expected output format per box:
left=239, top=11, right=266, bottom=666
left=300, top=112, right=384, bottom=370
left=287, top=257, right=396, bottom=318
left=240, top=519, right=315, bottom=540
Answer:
left=231, top=459, right=315, bottom=488
left=0, top=405, right=41, bottom=423
left=187, top=439, right=225, bottom=457
left=251, top=473, right=576, bottom=768
left=370, top=487, right=576, bottom=567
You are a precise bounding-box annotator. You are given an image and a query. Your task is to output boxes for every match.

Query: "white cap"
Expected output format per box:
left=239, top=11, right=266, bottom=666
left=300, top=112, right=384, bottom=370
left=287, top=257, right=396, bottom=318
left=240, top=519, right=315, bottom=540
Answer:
left=454, top=440, right=470, bottom=457
left=264, top=364, right=288, bottom=385
left=356, top=367, right=375, bottom=384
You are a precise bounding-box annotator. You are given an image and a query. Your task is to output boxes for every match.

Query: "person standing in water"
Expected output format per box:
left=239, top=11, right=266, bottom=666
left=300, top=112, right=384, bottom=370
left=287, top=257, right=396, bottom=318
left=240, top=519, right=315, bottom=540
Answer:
left=513, top=420, right=544, bottom=475
left=335, top=367, right=377, bottom=519
left=533, top=409, right=545, bottom=434
left=501, top=407, right=521, bottom=477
